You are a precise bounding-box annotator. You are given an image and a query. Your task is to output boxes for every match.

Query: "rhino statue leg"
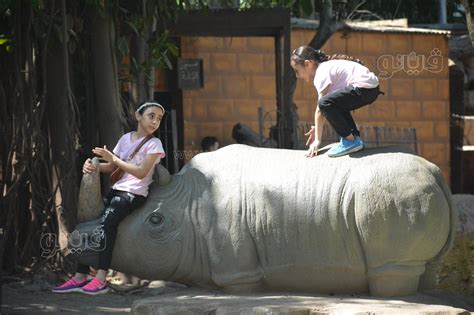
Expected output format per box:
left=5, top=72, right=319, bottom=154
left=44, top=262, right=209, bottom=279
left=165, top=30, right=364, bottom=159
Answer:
left=77, top=157, right=103, bottom=223
left=358, top=163, right=454, bottom=297
left=418, top=170, right=456, bottom=292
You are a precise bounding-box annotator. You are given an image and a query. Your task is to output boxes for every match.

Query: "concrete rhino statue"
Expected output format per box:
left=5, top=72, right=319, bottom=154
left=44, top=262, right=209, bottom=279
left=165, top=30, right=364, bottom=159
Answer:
left=70, top=144, right=455, bottom=297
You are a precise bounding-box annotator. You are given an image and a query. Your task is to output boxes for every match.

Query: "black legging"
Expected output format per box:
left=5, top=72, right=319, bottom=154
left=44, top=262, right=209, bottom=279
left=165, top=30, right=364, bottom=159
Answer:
left=318, top=85, right=382, bottom=138
left=77, top=189, right=146, bottom=274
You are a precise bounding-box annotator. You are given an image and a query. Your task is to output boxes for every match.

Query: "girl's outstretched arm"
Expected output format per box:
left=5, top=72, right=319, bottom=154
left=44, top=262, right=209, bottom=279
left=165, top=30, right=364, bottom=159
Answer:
left=82, top=158, right=116, bottom=174
left=99, top=161, right=117, bottom=173
left=305, top=105, right=325, bottom=157
left=305, top=85, right=330, bottom=157
left=93, top=145, right=160, bottom=179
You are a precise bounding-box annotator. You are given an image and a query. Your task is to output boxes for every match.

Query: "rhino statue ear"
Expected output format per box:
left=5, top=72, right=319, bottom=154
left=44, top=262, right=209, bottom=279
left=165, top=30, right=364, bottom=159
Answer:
left=154, top=164, right=171, bottom=186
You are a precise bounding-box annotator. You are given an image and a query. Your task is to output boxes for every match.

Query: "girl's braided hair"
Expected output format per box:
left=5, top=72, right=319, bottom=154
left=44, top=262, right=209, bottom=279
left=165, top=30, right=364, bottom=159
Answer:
left=291, top=46, right=364, bottom=65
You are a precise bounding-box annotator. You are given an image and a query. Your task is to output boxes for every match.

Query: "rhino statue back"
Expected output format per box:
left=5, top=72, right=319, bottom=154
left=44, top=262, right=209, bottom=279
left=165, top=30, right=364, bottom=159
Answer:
left=162, top=144, right=453, bottom=296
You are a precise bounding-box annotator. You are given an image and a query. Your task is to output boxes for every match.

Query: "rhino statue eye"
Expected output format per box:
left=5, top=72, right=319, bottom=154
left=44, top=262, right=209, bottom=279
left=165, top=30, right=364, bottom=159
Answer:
left=149, top=213, right=164, bottom=225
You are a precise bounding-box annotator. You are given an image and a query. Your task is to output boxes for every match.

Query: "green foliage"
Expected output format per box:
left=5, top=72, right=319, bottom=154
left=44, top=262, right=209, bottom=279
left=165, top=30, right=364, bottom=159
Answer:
left=0, top=37, right=12, bottom=52
left=175, top=0, right=306, bottom=14
left=346, top=0, right=464, bottom=24
left=300, top=0, right=313, bottom=16
left=0, top=0, right=14, bottom=13
left=239, top=0, right=293, bottom=8
left=85, top=0, right=111, bottom=15
left=149, top=31, right=178, bottom=70
left=176, top=0, right=465, bottom=23
left=116, top=0, right=181, bottom=81
left=0, top=37, right=13, bottom=53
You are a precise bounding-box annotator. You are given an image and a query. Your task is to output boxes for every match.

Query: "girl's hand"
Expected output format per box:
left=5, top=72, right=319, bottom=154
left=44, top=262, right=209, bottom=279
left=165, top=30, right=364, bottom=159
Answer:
left=83, top=158, right=96, bottom=174
left=305, top=126, right=315, bottom=146
left=92, top=145, right=115, bottom=163
left=305, top=140, right=320, bottom=157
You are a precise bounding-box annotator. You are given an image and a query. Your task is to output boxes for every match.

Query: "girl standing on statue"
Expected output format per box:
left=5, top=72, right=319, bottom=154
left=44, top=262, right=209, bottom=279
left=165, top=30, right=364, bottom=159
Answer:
left=290, top=46, right=383, bottom=157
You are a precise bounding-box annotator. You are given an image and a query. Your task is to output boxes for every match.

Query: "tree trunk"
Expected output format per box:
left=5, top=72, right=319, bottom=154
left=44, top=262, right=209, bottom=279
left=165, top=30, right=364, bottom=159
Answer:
left=130, top=0, right=156, bottom=106
left=45, top=0, right=78, bottom=251
left=146, top=15, right=157, bottom=100
left=462, top=0, right=474, bottom=47
left=130, top=34, right=148, bottom=105
left=286, top=0, right=347, bottom=147
left=89, top=9, right=124, bottom=148
left=308, top=0, right=346, bottom=49
left=294, top=0, right=346, bottom=97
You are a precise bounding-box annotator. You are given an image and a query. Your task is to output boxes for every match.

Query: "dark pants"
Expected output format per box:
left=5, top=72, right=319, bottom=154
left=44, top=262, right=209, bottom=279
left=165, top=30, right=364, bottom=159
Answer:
left=318, top=85, right=382, bottom=138
left=77, top=189, right=146, bottom=274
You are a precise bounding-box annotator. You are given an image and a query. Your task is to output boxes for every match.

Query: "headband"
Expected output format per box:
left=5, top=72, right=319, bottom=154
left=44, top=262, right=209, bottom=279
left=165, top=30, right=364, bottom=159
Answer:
left=136, top=102, right=166, bottom=115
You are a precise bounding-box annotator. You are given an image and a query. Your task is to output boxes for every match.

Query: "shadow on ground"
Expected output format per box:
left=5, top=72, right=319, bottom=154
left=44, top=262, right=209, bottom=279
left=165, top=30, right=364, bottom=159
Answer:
left=2, top=279, right=473, bottom=315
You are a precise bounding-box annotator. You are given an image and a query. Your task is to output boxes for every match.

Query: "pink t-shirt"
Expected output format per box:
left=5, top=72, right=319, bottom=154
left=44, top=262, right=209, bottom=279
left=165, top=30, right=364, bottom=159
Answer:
left=313, top=60, right=379, bottom=95
left=112, top=132, right=166, bottom=197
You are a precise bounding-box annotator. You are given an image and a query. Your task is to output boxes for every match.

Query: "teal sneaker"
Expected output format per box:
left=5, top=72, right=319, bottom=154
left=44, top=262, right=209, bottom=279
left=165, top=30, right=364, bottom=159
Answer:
left=327, top=136, right=364, bottom=157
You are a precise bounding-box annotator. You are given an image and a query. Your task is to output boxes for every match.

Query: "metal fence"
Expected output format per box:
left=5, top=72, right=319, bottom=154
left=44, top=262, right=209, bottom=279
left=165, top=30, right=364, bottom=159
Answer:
left=295, top=122, right=418, bottom=153
left=257, top=106, right=417, bottom=153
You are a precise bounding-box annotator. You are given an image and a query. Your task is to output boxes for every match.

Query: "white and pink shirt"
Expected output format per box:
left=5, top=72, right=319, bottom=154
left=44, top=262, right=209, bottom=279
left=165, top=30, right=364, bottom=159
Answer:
left=313, top=59, right=379, bottom=95
left=112, top=132, right=166, bottom=197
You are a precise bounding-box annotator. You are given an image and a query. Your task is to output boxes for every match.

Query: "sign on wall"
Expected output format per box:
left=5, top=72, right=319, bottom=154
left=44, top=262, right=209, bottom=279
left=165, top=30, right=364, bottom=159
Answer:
left=177, top=59, right=203, bottom=89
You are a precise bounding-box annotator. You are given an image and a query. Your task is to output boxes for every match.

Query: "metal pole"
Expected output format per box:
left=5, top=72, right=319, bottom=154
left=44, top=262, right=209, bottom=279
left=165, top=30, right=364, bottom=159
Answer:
left=274, top=35, right=284, bottom=148
left=258, top=107, right=264, bottom=146
left=171, top=109, right=179, bottom=173
left=439, top=0, right=447, bottom=25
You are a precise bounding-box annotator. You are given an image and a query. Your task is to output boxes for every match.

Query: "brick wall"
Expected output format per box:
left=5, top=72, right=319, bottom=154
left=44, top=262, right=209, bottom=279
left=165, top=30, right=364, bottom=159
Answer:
left=180, top=36, right=276, bottom=153
left=180, top=30, right=450, bottom=182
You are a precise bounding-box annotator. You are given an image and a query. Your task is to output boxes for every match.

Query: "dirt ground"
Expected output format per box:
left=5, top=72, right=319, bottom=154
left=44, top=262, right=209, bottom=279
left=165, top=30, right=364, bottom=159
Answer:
left=2, top=276, right=186, bottom=315
left=2, top=275, right=474, bottom=315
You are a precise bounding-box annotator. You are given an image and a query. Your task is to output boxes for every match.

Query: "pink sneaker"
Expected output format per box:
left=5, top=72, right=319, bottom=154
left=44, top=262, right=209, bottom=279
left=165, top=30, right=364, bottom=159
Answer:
left=80, top=277, right=109, bottom=295
left=52, top=278, right=89, bottom=293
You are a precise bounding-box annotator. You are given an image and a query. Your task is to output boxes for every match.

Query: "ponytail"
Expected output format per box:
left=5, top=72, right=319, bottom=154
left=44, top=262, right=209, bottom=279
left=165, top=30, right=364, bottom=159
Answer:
left=291, top=45, right=364, bottom=66
left=327, top=54, right=364, bottom=65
